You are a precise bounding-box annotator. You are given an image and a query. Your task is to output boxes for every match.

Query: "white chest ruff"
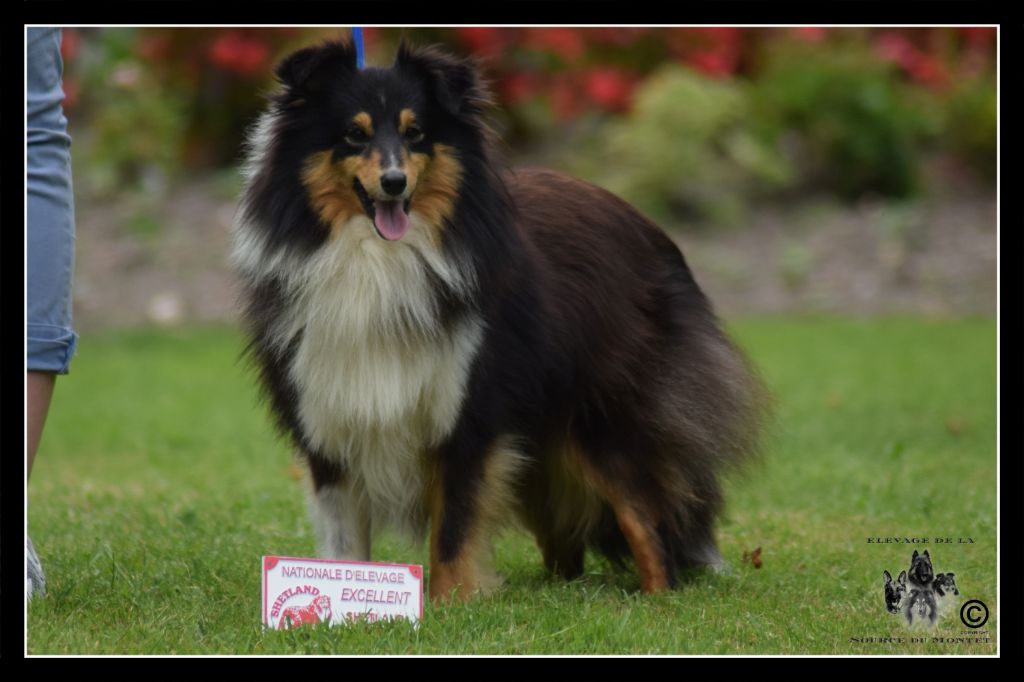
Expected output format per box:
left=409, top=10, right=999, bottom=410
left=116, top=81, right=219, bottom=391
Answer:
left=294, top=317, right=481, bottom=531
left=243, top=215, right=482, bottom=529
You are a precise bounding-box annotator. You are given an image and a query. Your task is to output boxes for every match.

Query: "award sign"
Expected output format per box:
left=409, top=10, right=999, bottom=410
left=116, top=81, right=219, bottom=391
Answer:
left=262, top=556, right=423, bottom=629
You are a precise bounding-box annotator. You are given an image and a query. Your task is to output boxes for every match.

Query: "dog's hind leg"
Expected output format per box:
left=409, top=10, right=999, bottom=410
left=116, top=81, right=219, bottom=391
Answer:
left=669, top=494, right=728, bottom=574
left=570, top=440, right=672, bottom=592
left=535, top=531, right=585, bottom=581
left=516, top=447, right=594, bottom=582
left=555, top=437, right=670, bottom=592
left=608, top=498, right=671, bottom=592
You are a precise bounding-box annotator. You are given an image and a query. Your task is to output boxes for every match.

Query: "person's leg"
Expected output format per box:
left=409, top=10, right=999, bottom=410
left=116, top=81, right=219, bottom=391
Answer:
left=27, top=26, right=79, bottom=599
left=27, top=27, right=78, bottom=378
left=27, top=371, right=54, bottom=593
left=27, top=372, right=56, bottom=479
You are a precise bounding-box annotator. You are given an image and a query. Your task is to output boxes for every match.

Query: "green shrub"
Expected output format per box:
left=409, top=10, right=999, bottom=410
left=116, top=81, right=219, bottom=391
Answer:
left=69, top=28, right=188, bottom=198
left=567, top=65, right=793, bottom=226
left=752, top=40, right=938, bottom=201
left=942, top=75, right=997, bottom=183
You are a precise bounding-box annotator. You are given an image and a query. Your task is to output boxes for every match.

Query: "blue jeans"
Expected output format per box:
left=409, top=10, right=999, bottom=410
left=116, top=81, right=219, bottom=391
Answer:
left=27, top=27, right=77, bottom=374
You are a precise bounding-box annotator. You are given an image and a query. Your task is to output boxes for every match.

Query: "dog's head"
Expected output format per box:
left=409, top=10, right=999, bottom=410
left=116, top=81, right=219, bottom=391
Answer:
left=934, top=572, right=959, bottom=597
left=262, top=39, right=492, bottom=243
left=884, top=570, right=907, bottom=613
left=908, top=549, right=934, bottom=586
left=907, top=588, right=930, bottom=615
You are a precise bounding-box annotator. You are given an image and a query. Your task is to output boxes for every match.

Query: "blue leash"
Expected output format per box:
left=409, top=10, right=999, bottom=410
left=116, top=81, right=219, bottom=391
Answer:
left=352, top=27, right=365, bottom=69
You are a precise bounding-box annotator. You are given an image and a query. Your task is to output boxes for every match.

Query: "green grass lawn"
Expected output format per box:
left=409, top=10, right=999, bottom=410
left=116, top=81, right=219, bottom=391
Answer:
left=26, top=318, right=997, bottom=655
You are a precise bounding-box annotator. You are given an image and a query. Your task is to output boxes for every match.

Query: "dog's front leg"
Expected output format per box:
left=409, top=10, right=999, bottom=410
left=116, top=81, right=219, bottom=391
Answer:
left=428, top=433, right=522, bottom=604
left=306, top=453, right=371, bottom=561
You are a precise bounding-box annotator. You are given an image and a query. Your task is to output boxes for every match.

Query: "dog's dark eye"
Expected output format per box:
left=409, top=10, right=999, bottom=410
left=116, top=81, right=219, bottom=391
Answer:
left=345, top=127, right=370, bottom=146
left=404, top=125, right=424, bottom=143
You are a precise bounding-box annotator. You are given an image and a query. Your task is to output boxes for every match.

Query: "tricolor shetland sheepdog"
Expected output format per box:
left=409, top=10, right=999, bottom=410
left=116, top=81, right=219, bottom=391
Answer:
left=232, top=40, right=767, bottom=603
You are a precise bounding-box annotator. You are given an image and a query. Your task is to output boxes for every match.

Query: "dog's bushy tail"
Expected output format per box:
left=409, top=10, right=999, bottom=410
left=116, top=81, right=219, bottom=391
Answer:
left=589, top=266, right=770, bottom=584
left=658, top=314, right=769, bottom=579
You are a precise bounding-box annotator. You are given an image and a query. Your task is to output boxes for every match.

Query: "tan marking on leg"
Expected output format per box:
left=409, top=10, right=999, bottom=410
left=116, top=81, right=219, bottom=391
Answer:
left=569, top=441, right=670, bottom=593
left=428, top=438, right=525, bottom=604
left=610, top=502, right=670, bottom=592
left=427, top=475, right=480, bottom=604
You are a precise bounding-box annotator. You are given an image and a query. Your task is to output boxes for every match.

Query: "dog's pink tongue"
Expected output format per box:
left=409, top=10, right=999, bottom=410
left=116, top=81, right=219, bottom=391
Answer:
left=374, top=200, right=410, bottom=241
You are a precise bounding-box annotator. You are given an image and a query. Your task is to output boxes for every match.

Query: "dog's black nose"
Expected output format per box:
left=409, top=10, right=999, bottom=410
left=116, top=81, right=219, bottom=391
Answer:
left=380, top=171, right=407, bottom=197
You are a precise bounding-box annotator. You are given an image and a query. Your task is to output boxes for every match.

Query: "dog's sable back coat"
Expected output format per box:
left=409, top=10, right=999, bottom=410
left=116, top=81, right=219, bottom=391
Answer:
left=233, top=40, right=767, bottom=601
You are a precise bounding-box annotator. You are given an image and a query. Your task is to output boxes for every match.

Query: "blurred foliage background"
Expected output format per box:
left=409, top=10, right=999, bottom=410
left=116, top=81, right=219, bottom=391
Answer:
left=55, top=26, right=997, bottom=328
left=61, top=26, right=996, bottom=221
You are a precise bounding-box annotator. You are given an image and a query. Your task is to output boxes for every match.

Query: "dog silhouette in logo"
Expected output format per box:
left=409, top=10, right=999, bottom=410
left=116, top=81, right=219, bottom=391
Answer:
left=933, top=572, right=959, bottom=599
left=278, top=594, right=332, bottom=629
left=905, top=550, right=937, bottom=626
left=883, top=569, right=907, bottom=614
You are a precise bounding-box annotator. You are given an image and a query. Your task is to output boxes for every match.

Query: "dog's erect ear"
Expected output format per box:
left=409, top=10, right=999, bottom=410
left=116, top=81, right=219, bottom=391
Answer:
left=912, top=550, right=919, bottom=560
left=923, top=549, right=930, bottom=558
left=884, top=570, right=893, bottom=584
left=898, top=571, right=907, bottom=584
left=395, top=41, right=491, bottom=117
left=276, top=41, right=357, bottom=96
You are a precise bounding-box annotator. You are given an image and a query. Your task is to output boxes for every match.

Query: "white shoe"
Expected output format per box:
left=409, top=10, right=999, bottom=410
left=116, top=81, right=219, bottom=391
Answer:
left=27, top=535, right=46, bottom=599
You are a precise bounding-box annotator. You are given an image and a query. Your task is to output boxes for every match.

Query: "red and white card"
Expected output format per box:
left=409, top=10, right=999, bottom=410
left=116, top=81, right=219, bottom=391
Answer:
left=262, top=556, right=423, bottom=629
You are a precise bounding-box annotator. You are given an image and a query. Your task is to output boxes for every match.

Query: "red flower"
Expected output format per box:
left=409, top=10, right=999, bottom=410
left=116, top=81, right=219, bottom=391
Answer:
left=959, top=26, right=995, bottom=48
left=587, top=27, right=650, bottom=46
left=791, top=27, right=827, bottom=43
left=668, top=27, right=742, bottom=77
left=686, top=50, right=737, bottom=78
left=138, top=34, right=172, bottom=62
left=583, top=67, right=635, bottom=112
left=549, top=74, right=585, bottom=121
left=874, top=33, right=918, bottom=70
left=500, top=72, right=540, bottom=105
left=906, top=54, right=949, bottom=88
left=526, top=28, right=586, bottom=62
left=454, top=27, right=506, bottom=57
left=874, top=32, right=949, bottom=89
left=60, top=28, right=80, bottom=61
left=62, top=78, right=78, bottom=109
left=208, top=32, right=270, bottom=77
left=698, top=27, right=741, bottom=47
